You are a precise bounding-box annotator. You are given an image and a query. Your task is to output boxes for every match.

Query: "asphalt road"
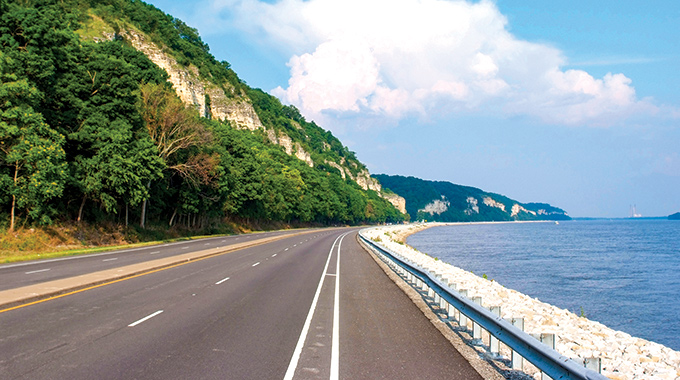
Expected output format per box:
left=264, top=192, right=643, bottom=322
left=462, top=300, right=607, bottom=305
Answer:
left=0, top=229, right=483, bottom=380
left=0, top=229, right=305, bottom=291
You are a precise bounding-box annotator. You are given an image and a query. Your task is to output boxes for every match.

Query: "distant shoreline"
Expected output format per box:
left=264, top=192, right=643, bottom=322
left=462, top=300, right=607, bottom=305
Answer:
left=398, top=220, right=554, bottom=242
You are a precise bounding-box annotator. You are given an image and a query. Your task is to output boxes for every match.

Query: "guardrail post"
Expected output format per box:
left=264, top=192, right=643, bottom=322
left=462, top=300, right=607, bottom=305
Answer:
left=489, top=306, right=501, bottom=356
left=472, top=297, right=483, bottom=342
left=439, top=277, right=450, bottom=315
left=540, top=333, right=556, bottom=380
left=510, top=318, right=525, bottom=370
left=458, top=290, right=469, bottom=330
left=584, top=358, right=601, bottom=373
left=433, top=274, right=442, bottom=305
left=446, top=281, right=458, bottom=322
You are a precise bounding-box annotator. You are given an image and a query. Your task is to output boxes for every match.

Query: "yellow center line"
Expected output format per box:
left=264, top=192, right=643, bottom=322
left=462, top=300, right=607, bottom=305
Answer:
left=0, top=251, right=228, bottom=314
left=0, top=229, right=328, bottom=314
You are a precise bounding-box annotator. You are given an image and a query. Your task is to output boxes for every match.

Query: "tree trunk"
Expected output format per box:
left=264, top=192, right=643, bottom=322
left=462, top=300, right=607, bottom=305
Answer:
left=9, top=164, right=19, bottom=232
left=140, top=181, right=151, bottom=228
left=125, top=203, right=129, bottom=227
left=9, top=194, right=16, bottom=233
left=169, top=208, right=178, bottom=227
left=77, top=195, right=87, bottom=223
left=140, top=198, right=147, bottom=228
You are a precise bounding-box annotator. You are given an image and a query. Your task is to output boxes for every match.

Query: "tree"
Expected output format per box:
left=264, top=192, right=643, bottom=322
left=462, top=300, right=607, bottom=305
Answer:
left=65, top=42, right=166, bottom=222
left=138, top=82, right=213, bottom=227
left=0, top=58, right=66, bottom=230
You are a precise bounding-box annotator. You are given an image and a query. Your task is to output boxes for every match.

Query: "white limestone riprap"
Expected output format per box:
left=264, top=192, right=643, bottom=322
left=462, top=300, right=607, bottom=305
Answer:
left=363, top=223, right=680, bottom=380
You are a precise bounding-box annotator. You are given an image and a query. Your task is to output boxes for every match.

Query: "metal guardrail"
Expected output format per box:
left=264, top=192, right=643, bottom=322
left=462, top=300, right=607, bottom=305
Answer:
left=359, top=230, right=609, bottom=380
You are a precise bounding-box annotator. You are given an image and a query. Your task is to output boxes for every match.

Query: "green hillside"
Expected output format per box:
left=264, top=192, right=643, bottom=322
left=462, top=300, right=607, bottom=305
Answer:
left=373, top=175, right=570, bottom=222
left=0, top=0, right=404, bottom=234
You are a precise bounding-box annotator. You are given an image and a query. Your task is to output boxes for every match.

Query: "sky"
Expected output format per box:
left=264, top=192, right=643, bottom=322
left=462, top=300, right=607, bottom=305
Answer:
left=146, top=0, right=679, bottom=218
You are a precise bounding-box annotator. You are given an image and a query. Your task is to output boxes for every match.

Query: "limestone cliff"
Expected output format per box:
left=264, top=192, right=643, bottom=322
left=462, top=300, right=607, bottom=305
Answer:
left=382, top=193, right=406, bottom=214
left=269, top=130, right=314, bottom=167
left=419, top=197, right=450, bottom=216
left=465, top=196, right=479, bottom=215
left=355, top=170, right=382, bottom=192
left=116, top=29, right=263, bottom=131
left=85, top=16, right=396, bottom=207
left=510, top=203, right=536, bottom=217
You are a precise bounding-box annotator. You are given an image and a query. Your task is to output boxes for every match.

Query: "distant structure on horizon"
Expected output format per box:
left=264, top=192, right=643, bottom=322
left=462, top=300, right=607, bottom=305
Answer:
left=630, top=204, right=642, bottom=218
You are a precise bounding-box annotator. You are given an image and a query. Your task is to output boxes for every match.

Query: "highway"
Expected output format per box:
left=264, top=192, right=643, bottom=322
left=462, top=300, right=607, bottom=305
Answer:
left=0, top=230, right=303, bottom=291
left=0, top=228, right=483, bottom=379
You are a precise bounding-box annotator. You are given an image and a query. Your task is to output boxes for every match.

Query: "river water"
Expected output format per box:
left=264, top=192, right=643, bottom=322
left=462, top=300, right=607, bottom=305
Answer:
left=407, top=219, right=680, bottom=351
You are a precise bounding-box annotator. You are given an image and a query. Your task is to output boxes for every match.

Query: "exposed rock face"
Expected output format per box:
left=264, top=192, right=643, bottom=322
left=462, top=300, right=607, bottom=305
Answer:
left=382, top=193, right=407, bottom=214
left=267, top=131, right=314, bottom=167
left=110, top=27, right=390, bottom=193
left=322, top=163, right=381, bottom=192
left=119, top=29, right=263, bottom=131
left=205, top=86, right=262, bottom=131
left=511, top=203, right=536, bottom=217
left=420, top=197, right=450, bottom=215
left=465, top=196, right=480, bottom=215
left=356, top=170, right=382, bottom=192
left=483, top=196, right=506, bottom=212
left=324, top=160, right=346, bottom=179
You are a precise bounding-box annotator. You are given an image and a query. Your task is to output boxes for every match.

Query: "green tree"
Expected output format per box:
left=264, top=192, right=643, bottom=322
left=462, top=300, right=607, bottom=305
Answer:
left=69, top=42, right=165, bottom=222
left=0, top=58, right=66, bottom=230
left=138, top=82, right=213, bottom=227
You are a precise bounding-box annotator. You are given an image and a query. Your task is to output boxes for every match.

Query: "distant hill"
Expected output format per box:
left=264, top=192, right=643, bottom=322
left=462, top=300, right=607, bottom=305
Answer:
left=670, top=212, right=680, bottom=220
left=372, top=175, right=570, bottom=222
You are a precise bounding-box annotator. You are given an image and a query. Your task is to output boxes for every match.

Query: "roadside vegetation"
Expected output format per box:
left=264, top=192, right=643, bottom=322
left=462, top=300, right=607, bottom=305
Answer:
left=0, top=0, right=404, bottom=256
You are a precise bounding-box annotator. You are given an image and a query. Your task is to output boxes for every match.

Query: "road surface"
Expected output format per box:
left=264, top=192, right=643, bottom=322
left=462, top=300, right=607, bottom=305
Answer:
left=0, top=228, right=483, bottom=379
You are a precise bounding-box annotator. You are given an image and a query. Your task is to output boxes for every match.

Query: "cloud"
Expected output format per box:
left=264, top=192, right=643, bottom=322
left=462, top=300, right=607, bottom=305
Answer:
left=212, top=0, right=660, bottom=126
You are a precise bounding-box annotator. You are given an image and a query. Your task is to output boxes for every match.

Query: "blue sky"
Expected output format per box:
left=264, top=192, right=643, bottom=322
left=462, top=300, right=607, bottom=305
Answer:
left=146, top=0, right=679, bottom=217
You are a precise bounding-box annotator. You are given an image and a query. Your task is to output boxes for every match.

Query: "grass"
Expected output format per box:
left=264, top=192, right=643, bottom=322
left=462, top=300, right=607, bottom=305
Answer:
left=0, top=216, right=314, bottom=264
left=74, top=13, right=116, bottom=40
left=0, top=221, right=237, bottom=264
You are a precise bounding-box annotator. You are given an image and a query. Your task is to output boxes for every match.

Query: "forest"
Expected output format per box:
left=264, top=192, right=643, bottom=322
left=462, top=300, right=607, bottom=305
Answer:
left=373, top=174, right=570, bottom=222
left=0, top=0, right=404, bottom=237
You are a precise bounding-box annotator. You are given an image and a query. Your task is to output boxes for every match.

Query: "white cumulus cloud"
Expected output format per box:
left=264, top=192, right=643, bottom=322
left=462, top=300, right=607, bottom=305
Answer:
left=214, top=0, right=659, bottom=126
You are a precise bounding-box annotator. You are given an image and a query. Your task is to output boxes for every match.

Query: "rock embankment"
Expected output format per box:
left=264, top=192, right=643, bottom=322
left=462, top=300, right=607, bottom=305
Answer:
left=363, top=224, right=680, bottom=380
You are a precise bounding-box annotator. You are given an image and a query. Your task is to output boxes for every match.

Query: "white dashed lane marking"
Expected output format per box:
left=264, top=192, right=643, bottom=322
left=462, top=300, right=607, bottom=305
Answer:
left=25, top=268, right=50, bottom=275
left=128, top=310, right=164, bottom=327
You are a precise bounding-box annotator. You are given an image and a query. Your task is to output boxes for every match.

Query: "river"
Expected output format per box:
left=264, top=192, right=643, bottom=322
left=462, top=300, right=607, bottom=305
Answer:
left=407, top=219, right=680, bottom=351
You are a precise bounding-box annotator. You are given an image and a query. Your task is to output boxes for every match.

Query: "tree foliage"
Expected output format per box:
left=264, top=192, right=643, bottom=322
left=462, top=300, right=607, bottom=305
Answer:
left=0, top=53, right=67, bottom=230
left=0, top=0, right=403, bottom=230
left=373, top=174, right=569, bottom=222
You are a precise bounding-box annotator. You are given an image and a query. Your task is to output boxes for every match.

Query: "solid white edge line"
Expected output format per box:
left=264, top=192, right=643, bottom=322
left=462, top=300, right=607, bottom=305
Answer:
left=215, top=277, right=230, bottom=285
left=283, top=233, right=343, bottom=380
left=330, top=233, right=345, bottom=380
left=128, top=310, right=164, bottom=327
